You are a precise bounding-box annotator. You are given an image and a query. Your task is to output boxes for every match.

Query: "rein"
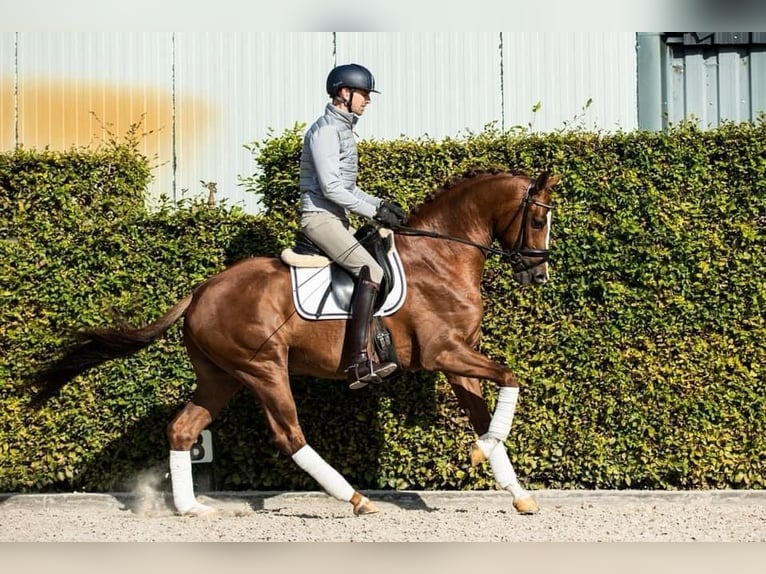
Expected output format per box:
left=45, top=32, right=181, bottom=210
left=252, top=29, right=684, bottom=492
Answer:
left=394, top=225, right=516, bottom=258
left=393, top=183, right=554, bottom=272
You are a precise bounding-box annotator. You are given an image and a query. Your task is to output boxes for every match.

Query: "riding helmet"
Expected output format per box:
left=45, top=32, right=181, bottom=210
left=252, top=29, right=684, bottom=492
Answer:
left=326, top=64, right=380, bottom=96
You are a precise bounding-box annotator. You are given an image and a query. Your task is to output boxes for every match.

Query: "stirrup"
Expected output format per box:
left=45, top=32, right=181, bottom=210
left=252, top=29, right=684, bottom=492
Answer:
left=346, top=359, right=396, bottom=390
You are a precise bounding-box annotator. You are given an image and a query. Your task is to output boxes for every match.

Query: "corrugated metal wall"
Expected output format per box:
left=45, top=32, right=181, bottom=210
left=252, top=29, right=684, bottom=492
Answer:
left=664, top=41, right=766, bottom=128
left=502, top=32, right=637, bottom=131
left=1, top=32, right=638, bottom=213
left=3, top=32, right=175, bottom=196
left=332, top=33, right=503, bottom=140
left=638, top=33, right=766, bottom=130
left=173, top=32, right=333, bottom=210
left=0, top=34, right=15, bottom=150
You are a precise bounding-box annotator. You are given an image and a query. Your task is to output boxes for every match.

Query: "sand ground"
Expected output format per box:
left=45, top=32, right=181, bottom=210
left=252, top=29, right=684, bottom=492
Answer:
left=2, top=489, right=765, bottom=542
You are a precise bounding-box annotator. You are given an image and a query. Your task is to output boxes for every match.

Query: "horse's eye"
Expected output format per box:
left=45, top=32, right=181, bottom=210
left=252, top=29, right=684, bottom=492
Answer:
left=532, top=219, right=545, bottom=230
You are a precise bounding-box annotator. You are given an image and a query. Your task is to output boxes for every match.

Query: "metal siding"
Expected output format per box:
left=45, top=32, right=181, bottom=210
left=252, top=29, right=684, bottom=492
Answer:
left=663, top=42, right=765, bottom=129
left=636, top=33, right=664, bottom=131
left=704, top=51, right=720, bottom=126
left=0, top=33, right=15, bottom=150
left=174, top=32, right=332, bottom=213
left=14, top=32, right=173, bottom=199
left=334, top=32, right=502, bottom=140
left=716, top=49, right=747, bottom=122
left=717, top=50, right=739, bottom=123
left=502, top=32, right=638, bottom=133
left=666, top=46, right=685, bottom=125
left=684, top=50, right=709, bottom=125
left=4, top=32, right=640, bottom=213
left=751, top=49, right=766, bottom=118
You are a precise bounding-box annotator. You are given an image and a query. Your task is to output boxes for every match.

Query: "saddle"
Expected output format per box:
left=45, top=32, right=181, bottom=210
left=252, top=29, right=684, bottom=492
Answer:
left=280, top=224, right=406, bottom=370
left=281, top=224, right=403, bottom=315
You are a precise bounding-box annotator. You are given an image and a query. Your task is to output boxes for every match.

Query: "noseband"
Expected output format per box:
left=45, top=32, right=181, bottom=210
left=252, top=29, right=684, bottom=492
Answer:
left=502, top=182, right=554, bottom=272
left=394, top=182, right=554, bottom=273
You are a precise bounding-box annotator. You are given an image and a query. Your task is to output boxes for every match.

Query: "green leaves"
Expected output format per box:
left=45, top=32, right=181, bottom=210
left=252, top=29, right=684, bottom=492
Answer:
left=3, top=119, right=766, bottom=493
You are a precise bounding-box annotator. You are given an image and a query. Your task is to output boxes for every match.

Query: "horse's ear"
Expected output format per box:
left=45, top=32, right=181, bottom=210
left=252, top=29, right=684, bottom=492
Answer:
left=533, top=171, right=560, bottom=192
left=534, top=172, right=561, bottom=192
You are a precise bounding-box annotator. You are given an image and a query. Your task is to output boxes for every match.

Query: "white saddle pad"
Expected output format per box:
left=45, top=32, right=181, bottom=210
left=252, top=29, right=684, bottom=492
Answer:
left=289, top=251, right=407, bottom=321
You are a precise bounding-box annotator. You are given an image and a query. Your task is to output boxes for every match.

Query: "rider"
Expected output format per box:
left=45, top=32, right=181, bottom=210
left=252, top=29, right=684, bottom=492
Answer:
left=299, top=63, right=407, bottom=390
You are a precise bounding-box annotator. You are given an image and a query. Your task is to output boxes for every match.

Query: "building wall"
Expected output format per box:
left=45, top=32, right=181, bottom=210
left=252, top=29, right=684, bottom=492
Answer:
left=638, top=32, right=766, bottom=131
left=1, top=32, right=639, bottom=213
left=4, top=32, right=175, bottom=198
left=664, top=44, right=766, bottom=128
left=1, top=33, right=17, bottom=151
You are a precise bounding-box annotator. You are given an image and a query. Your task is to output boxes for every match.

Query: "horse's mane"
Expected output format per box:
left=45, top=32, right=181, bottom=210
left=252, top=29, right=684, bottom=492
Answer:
left=411, top=166, right=529, bottom=214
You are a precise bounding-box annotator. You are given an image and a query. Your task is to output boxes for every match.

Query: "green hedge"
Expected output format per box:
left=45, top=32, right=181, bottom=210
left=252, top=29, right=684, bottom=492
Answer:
left=2, top=119, right=764, bottom=493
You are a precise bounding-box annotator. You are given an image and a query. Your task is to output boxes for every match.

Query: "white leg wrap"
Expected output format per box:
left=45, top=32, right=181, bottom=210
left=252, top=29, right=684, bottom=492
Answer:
left=292, top=445, right=355, bottom=502
left=488, top=443, right=529, bottom=500
left=476, top=386, right=519, bottom=458
left=488, top=386, right=519, bottom=439
left=169, top=450, right=200, bottom=514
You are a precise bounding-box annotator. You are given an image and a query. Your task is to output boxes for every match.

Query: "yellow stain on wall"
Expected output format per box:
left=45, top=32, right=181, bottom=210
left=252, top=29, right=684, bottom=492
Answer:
left=1, top=77, right=15, bottom=150
left=17, top=76, right=173, bottom=161
left=2, top=76, right=216, bottom=200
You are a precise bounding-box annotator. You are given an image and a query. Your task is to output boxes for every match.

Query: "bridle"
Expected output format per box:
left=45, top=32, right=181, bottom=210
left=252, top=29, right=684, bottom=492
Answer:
left=501, top=182, right=554, bottom=271
left=393, top=182, right=554, bottom=273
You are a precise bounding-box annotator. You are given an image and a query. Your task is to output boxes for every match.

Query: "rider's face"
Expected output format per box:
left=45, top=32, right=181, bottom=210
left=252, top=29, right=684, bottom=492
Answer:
left=340, top=88, right=371, bottom=116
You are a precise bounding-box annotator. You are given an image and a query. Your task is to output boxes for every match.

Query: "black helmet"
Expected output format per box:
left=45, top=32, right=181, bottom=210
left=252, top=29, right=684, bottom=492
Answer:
left=326, top=64, right=380, bottom=97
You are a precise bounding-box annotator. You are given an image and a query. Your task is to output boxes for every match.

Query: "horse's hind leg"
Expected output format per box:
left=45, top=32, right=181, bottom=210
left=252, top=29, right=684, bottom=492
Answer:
left=166, top=341, right=242, bottom=516
left=243, top=360, right=378, bottom=516
left=447, top=374, right=538, bottom=514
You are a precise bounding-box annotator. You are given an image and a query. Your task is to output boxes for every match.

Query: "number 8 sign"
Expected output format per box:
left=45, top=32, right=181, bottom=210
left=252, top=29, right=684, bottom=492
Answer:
left=190, top=430, right=213, bottom=463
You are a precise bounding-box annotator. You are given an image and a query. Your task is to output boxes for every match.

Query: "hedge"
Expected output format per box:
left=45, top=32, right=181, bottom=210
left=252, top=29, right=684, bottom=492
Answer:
left=1, top=119, right=764, bottom=493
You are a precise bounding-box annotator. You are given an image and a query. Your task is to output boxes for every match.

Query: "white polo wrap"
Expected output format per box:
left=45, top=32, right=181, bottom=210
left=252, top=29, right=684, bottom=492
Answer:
left=488, top=443, right=528, bottom=500
left=169, top=449, right=198, bottom=513
left=292, top=445, right=354, bottom=502
left=475, top=386, right=520, bottom=458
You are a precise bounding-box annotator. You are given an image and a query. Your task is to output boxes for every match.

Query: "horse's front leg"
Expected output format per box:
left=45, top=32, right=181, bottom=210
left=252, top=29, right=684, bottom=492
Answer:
left=446, top=374, right=539, bottom=514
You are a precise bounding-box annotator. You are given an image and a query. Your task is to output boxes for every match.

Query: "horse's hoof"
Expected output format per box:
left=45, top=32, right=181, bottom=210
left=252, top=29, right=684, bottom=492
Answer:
left=470, top=442, right=487, bottom=467
left=513, top=497, right=539, bottom=515
left=180, top=503, right=218, bottom=518
left=352, top=495, right=379, bottom=516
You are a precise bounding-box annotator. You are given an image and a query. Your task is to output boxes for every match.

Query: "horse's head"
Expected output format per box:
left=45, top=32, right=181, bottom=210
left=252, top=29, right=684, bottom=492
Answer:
left=503, top=172, right=559, bottom=285
left=401, top=168, right=558, bottom=286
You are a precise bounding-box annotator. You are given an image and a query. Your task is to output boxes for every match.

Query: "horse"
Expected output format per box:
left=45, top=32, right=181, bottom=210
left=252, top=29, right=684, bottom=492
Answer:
left=31, top=168, right=559, bottom=517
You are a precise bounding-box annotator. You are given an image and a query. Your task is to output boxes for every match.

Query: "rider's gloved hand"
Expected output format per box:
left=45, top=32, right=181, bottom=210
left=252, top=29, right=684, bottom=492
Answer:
left=374, top=201, right=407, bottom=228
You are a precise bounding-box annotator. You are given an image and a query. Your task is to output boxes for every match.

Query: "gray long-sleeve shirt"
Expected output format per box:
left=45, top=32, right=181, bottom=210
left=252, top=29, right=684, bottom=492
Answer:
left=299, top=103, right=381, bottom=220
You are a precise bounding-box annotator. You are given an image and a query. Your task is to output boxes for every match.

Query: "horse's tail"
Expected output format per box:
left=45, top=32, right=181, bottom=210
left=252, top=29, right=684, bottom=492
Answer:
left=29, top=294, right=194, bottom=409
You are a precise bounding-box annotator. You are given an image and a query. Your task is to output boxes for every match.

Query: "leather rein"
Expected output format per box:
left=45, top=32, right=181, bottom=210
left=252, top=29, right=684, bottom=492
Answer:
left=392, top=183, right=554, bottom=273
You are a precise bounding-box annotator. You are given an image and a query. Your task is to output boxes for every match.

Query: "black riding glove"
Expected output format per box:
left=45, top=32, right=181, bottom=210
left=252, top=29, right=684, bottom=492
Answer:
left=374, top=201, right=406, bottom=228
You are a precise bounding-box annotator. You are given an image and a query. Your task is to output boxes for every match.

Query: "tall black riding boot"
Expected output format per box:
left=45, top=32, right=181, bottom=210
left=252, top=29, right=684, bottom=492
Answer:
left=345, top=267, right=398, bottom=390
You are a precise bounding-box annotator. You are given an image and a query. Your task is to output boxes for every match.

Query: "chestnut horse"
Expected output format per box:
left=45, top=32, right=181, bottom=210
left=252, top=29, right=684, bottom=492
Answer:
left=33, top=169, right=558, bottom=516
